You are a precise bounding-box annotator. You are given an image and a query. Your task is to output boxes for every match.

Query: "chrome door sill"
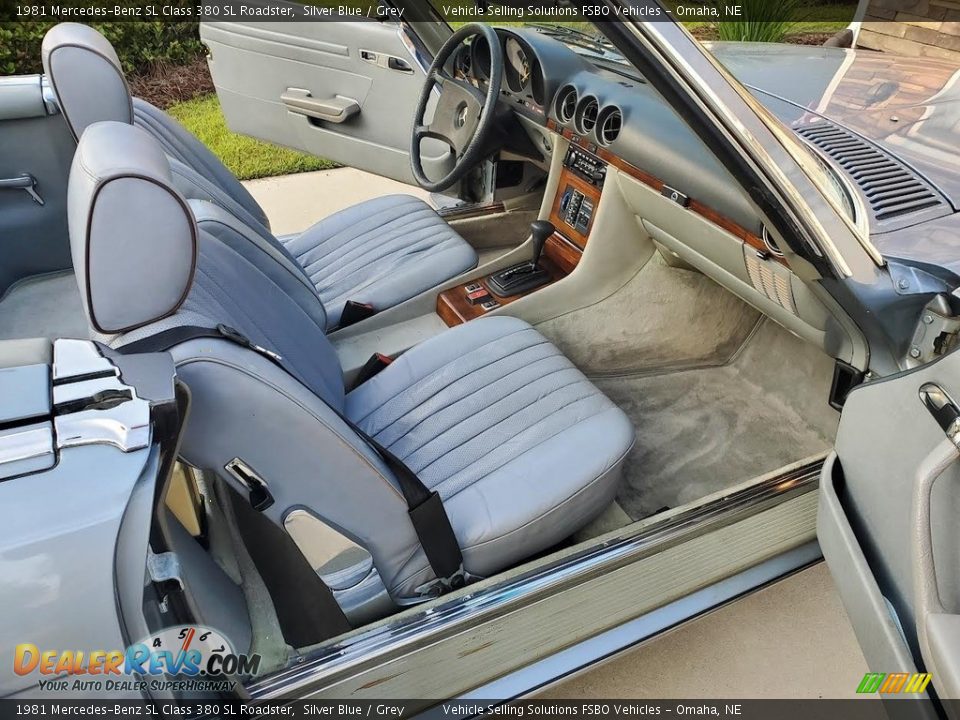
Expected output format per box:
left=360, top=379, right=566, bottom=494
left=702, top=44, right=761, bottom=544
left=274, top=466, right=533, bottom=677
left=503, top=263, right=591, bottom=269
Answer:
left=248, top=457, right=824, bottom=700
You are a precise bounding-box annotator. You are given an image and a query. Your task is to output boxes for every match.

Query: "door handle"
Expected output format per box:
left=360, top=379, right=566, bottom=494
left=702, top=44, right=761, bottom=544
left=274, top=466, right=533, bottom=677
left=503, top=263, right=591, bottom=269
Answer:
left=359, top=49, right=413, bottom=73
left=0, top=174, right=44, bottom=205
left=920, top=382, right=960, bottom=448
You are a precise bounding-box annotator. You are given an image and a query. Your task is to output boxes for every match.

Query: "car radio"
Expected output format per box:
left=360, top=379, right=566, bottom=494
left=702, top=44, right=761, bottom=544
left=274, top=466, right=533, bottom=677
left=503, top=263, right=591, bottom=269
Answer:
left=563, top=146, right=607, bottom=187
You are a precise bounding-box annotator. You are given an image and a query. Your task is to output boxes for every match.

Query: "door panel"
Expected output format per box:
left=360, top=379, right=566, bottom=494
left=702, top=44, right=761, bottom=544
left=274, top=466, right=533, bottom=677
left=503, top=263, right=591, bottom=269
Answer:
left=0, top=76, right=74, bottom=296
left=819, top=348, right=960, bottom=702
left=200, top=18, right=453, bottom=184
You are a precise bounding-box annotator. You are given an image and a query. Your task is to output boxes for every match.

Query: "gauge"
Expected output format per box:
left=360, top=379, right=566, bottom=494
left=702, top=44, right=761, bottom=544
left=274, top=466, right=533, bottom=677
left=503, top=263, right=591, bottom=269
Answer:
left=471, top=35, right=491, bottom=81
left=505, top=37, right=531, bottom=93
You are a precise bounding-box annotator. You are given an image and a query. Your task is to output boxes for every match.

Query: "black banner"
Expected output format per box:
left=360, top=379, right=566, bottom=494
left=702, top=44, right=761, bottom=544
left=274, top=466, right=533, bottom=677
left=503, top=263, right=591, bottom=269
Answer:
left=0, top=700, right=957, bottom=720
left=0, top=0, right=869, bottom=25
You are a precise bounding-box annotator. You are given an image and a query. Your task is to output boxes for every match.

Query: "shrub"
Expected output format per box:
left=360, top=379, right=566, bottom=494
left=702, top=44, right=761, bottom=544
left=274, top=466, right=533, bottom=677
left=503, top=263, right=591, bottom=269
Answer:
left=0, top=12, right=204, bottom=76
left=715, top=0, right=804, bottom=43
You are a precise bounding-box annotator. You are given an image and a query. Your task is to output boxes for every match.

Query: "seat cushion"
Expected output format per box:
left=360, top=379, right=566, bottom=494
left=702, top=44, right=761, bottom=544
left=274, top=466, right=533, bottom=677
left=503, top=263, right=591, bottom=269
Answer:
left=282, top=195, right=478, bottom=329
left=345, top=316, right=634, bottom=595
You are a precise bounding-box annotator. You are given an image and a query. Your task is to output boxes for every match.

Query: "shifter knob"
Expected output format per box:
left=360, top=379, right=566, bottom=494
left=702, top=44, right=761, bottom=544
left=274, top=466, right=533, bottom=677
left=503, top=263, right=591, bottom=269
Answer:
left=530, top=220, right=555, bottom=269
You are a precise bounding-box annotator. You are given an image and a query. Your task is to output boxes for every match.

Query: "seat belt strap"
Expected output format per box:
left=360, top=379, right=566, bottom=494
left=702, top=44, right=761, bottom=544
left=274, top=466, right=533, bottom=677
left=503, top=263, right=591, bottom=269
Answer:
left=116, top=324, right=466, bottom=594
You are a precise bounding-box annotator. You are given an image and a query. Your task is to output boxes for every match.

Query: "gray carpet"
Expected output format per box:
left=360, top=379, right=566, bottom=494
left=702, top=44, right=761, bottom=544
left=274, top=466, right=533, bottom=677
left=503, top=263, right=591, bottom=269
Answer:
left=539, top=254, right=762, bottom=376
left=0, top=271, right=89, bottom=341
left=594, top=319, right=840, bottom=520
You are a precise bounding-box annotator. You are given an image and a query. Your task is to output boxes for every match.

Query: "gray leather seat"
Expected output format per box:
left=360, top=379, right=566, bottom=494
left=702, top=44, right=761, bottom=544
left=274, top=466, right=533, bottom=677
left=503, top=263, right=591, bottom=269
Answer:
left=68, top=121, right=635, bottom=602
left=42, top=23, right=478, bottom=328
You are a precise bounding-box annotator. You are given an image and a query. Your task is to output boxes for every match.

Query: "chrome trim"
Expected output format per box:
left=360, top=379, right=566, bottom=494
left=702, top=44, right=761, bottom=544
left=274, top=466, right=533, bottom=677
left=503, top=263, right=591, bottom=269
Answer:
left=761, top=225, right=784, bottom=258
left=919, top=382, right=960, bottom=450
left=0, top=423, right=55, bottom=479
left=40, top=75, right=59, bottom=115
left=793, top=133, right=872, bottom=241
left=247, top=458, right=823, bottom=699
left=459, top=542, right=823, bottom=704
left=53, top=338, right=118, bottom=383
left=51, top=340, right=151, bottom=453
left=397, top=25, right=442, bottom=103
left=54, top=402, right=151, bottom=453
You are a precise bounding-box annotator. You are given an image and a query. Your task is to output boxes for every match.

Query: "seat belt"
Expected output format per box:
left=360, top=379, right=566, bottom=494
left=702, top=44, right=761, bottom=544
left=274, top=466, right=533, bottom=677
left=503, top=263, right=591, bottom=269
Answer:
left=116, top=323, right=468, bottom=595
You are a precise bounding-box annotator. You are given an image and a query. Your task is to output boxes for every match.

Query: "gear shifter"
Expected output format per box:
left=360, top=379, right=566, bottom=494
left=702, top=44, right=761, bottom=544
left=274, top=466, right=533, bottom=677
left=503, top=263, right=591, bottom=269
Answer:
left=487, top=220, right=555, bottom=298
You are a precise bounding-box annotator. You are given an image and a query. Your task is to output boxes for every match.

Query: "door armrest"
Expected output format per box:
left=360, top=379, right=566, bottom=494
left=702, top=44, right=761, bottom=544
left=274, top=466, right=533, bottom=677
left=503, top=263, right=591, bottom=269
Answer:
left=281, top=88, right=360, bottom=124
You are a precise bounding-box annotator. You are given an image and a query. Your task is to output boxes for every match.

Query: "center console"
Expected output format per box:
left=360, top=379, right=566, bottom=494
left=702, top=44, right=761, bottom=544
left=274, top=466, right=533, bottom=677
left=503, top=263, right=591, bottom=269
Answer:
left=436, top=145, right=608, bottom=327
left=550, top=146, right=605, bottom=248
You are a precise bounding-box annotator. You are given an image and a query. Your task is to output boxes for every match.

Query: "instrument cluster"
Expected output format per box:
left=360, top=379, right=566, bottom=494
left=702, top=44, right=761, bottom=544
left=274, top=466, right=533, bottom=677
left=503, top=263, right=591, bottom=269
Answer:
left=454, top=32, right=547, bottom=117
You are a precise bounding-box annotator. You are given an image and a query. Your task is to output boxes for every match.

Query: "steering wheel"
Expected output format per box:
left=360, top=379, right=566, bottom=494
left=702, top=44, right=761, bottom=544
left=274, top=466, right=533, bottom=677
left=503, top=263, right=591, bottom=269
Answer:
left=410, top=24, right=503, bottom=192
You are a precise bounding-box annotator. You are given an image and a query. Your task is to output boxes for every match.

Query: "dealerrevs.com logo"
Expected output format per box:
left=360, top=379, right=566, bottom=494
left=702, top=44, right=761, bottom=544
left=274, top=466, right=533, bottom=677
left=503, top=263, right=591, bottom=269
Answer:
left=13, top=626, right=261, bottom=693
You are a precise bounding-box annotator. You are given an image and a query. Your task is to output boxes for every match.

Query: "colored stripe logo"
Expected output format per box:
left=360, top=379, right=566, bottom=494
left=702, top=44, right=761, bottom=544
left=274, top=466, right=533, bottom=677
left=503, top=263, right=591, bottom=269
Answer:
left=857, top=672, right=932, bottom=694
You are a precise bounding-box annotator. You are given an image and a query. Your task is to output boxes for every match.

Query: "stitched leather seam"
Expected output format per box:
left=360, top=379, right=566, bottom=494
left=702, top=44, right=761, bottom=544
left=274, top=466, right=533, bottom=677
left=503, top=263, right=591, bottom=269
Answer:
left=372, top=353, right=570, bottom=443
left=392, top=368, right=587, bottom=470
left=350, top=326, right=544, bottom=425
left=424, top=384, right=602, bottom=492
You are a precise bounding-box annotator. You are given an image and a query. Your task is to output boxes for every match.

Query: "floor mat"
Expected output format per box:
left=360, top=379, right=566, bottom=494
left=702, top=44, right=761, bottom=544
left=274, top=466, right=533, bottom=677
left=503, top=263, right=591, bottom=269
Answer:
left=594, top=319, right=839, bottom=520
left=0, top=271, right=89, bottom=341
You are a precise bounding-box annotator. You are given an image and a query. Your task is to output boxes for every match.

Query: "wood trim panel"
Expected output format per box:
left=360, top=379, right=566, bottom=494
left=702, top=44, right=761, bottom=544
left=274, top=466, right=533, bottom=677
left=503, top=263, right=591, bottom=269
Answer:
left=544, top=233, right=581, bottom=276
left=547, top=122, right=786, bottom=266
left=548, top=168, right=602, bottom=250
left=437, top=239, right=579, bottom=326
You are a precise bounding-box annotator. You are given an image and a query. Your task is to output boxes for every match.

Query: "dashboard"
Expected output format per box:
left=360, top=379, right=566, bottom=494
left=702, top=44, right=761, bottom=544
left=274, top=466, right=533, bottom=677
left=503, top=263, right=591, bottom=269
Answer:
left=447, top=27, right=838, bottom=355
left=453, top=27, right=761, bottom=239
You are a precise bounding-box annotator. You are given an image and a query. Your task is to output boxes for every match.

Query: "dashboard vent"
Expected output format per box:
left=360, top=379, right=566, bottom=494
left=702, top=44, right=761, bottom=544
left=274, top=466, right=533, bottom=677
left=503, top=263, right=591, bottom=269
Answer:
left=795, top=120, right=950, bottom=231
left=744, top=248, right=797, bottom=316
left=576, top=96, right=599, bottom=136
left=556, top=86, right=577, bottom=124
left=598, top=107, right=622, bottom=145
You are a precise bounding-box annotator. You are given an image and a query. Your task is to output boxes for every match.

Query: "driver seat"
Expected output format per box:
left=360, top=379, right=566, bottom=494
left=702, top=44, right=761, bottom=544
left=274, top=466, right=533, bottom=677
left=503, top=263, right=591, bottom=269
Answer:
left=41, top=23, right=478, bottom=329
left=67, top=120, right=635, bottom=609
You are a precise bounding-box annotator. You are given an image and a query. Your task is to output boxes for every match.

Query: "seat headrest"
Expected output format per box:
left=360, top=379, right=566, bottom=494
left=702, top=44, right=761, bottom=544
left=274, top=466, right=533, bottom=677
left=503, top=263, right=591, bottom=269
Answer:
left=68, top=122, right=197, bottom=334
left=42, top=23, right=133, bottom=141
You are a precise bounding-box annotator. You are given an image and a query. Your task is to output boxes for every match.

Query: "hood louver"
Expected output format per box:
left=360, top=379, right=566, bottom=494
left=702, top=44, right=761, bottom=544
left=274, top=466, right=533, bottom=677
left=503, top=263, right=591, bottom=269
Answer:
left=795, top=121, right=950, bottom=233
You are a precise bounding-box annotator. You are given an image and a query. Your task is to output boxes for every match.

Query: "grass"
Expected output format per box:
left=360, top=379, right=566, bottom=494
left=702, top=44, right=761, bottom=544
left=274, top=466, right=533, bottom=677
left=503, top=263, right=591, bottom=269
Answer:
left=166, top=94, right=340, bottom=181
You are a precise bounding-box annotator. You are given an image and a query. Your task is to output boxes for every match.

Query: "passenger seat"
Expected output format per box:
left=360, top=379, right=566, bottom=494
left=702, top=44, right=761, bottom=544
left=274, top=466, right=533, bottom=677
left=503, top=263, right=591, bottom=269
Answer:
left=42, top=23, right=478, bottom=329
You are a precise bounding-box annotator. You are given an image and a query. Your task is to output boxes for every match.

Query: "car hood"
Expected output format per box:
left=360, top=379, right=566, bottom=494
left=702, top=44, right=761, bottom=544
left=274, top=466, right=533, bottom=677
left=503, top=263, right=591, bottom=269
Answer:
left=706, top=41, right=960, bottom=281
left=708, top=42, right=960, bottom=208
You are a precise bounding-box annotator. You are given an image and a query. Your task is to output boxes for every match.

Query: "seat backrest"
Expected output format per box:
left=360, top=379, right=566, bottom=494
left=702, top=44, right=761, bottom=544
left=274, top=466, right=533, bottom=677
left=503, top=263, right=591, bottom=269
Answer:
left=67, top=121, right=424, bottom=597
left=41, top=23, right=133, bottom=141
left=42, top=23, right=272, bottom=233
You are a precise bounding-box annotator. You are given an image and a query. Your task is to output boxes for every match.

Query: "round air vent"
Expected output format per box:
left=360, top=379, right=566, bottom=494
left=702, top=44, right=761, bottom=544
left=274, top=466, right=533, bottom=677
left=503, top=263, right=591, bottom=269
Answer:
left=575, top=96, right=599, bottom=136
left=555, top=85, right=577, bottom=125
left=762, top=226, right=784, bottom=257
left=597, top=106, right=622, bottom=146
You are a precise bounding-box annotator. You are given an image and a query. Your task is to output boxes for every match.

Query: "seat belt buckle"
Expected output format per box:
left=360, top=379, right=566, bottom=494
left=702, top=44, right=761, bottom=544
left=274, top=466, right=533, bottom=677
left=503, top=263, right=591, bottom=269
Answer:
left=339, top=301, right=377, bottom=329
left=414, top=564, right=473, bottom=598
left=349, top=352, right=394, bottom=390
